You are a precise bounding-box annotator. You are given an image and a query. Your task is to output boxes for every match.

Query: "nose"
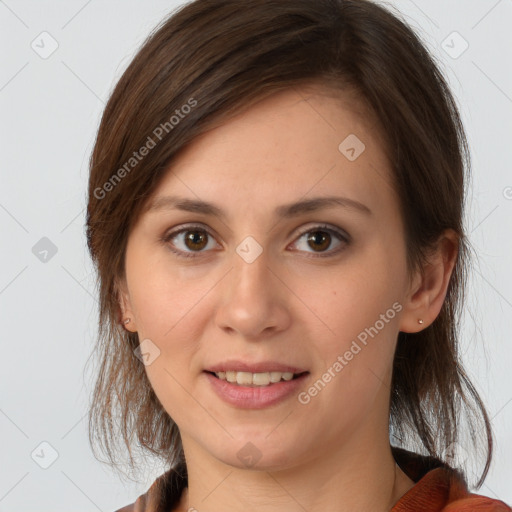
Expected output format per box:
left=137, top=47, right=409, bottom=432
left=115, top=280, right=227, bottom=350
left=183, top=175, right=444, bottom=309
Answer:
left=214, top=243, right=291, bottom=340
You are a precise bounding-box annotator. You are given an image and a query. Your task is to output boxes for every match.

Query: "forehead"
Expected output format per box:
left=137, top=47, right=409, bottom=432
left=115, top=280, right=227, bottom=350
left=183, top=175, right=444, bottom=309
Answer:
left=145, top=83, right=397, bottom=220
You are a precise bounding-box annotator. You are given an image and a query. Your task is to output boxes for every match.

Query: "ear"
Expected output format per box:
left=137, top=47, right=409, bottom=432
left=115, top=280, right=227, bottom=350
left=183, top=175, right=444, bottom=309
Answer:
left=115, top=277, right=138, bottom=333
left=399, top=229, right=459, bottom=333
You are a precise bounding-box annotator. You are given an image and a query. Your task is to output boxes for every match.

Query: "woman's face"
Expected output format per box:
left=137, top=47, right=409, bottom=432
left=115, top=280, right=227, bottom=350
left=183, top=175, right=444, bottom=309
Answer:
left=120, top=84, right=420, bottom=470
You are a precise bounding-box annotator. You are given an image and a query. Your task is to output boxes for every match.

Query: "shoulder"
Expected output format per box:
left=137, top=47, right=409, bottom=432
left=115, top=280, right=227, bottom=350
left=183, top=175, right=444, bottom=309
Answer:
left=442, top=494, right=512, bottom=511
left=393, top=467, right=511, bottom=511
left=391, top=447, right=511, bottom=512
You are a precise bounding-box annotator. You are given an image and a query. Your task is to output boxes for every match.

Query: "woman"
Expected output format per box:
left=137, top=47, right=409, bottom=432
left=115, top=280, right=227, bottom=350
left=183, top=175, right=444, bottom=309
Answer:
left=85, top=0, right=512, bottom=510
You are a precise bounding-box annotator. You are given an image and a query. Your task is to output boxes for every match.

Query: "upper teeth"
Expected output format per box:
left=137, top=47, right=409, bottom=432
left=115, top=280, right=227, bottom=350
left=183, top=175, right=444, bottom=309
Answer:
left=215, top=370, right=295, bottom=386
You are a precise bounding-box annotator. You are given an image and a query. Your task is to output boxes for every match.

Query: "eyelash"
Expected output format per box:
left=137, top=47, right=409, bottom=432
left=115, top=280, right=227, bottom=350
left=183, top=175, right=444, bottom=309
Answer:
left=160, top=223, right=351, bottom=260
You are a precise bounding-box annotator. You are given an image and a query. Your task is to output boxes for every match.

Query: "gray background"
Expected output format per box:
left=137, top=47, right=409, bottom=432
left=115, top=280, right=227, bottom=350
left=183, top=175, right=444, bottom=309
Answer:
left=0, top=0, right=511, bottom=510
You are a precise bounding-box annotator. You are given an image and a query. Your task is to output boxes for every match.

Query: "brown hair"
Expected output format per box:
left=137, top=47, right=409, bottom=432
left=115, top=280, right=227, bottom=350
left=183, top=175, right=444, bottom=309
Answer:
left=85, top=0, right=493, bottom=488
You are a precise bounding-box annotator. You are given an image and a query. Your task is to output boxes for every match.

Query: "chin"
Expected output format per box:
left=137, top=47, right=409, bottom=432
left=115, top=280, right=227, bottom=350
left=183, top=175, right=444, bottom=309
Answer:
left=208, top=439, right=302, bottom=472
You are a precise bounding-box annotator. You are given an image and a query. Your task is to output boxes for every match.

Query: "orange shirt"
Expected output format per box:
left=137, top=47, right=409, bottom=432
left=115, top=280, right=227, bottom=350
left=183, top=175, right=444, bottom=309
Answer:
left=115, top=448, right=511, bottom=511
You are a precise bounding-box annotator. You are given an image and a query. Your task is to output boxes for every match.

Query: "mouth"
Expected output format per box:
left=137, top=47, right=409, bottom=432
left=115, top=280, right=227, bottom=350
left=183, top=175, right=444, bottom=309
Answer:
left=204, top=370, right=309, bottom=387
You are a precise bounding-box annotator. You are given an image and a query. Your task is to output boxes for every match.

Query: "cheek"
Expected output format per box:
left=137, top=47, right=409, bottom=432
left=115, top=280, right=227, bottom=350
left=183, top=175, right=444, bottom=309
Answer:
left=301, top=280, right=400, bottom=426
left=294, top=249, right=403, bottom=391
left=126, top=244, right=210, bottom=339
left=299, top=253, right=403, bottom=343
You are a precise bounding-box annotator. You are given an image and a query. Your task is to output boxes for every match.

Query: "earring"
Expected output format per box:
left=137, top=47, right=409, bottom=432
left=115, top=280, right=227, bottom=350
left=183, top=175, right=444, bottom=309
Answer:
left=123, top=318, right=131, bottom=325
left=418, top=319, right=424, bottom=324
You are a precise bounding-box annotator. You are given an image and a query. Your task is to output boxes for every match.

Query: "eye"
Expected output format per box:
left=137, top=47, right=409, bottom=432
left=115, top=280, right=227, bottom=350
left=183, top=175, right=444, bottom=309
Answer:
left=161, top=224, right=220, bottom=259
left=289, top=224, right=350, bottom=258
left=161, top=223, right=350, bottom=259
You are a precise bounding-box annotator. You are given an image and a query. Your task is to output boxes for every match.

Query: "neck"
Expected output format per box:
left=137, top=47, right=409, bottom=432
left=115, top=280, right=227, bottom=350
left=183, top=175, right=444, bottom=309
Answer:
left=176, top=432, right=415, bottom=512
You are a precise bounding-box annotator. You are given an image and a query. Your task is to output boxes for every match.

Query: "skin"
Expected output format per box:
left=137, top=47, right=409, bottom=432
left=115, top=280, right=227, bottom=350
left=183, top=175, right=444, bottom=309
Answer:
left=118, top=83, right=458, bottom=512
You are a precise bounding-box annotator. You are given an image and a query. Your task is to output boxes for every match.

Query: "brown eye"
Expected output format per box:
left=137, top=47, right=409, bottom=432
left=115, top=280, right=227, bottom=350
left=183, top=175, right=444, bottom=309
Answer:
left=163, top=225, right=219, bottom=259
left=183, top=230, right=208, bottom=251
left=291, top=224, right=350, bottom=258
left=163, top=223, right=350, bottom=260
left=306, top=231, right=331, bottom=252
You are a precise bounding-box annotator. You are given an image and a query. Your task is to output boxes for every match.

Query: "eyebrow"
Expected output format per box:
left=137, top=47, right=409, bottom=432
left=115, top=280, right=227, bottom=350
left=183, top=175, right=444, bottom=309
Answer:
left=144, top=194, right=372, bottom=219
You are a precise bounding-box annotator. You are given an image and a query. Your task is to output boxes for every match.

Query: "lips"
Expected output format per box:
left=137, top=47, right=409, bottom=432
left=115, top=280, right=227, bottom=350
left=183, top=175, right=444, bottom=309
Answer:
left=207, top=370, right=306, bottom=387
left=204, top=360, right=308, bottom=374
left=204, top=370, right=310, bottom=409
